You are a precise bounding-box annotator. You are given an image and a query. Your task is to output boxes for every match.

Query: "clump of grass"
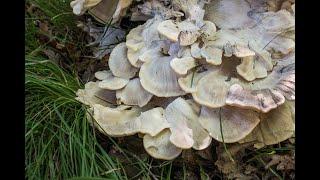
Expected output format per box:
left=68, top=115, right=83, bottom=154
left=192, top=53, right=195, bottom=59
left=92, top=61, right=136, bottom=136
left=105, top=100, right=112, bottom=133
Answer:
left=25, top=56, right=127, bottom=179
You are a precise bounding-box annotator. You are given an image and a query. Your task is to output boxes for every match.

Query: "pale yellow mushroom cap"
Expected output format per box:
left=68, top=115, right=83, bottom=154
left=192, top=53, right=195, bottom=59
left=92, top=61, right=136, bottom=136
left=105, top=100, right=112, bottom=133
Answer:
left=108, top=43, right=138, bottom=79
left=192, top=71, right=234, bottom=108
left=177, top=21, right=200, bottom=46
left=227, top=62, right=295, bottom=112
left=199, top=106, right=260, bottom=143
left=239, top=101, right=295, bottom=148
left=91, top=105, right=170, bottom=137
left=164, top=98, right=212, bottom=150
left=190, top=42, right=202, bottom=59
left=200, top=46, right=223, bottom=65
left=143, top=129, right=182, bottom=160
left=75, top=81, right=116, bottom=106
left=200, top=21, right=217, bottom=40
left=178, top=69, right=210, bottom=93
left=116, top=78, right=153, bottom=107
left=139, top=56, right=185, bottom=97
left=91, top=104, right=141, bottom=136
left=95, top=70, right=129, bottom=90
left=157, top=20, right=180, bottom=42
left=170, top=57, right=197, bottom=75
left=236, top=56, right=268, bottom=81
left=204, top=0, right=255, bottom=29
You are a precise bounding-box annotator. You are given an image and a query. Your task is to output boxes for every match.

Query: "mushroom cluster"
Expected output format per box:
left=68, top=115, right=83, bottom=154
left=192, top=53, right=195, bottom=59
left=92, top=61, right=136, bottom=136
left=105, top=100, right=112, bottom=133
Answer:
left=75, top=0, right=295, bottom=160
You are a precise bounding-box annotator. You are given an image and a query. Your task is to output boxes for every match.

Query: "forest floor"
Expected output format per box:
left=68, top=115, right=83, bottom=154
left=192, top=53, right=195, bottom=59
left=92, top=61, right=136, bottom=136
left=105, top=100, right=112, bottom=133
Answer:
left=25, top=0, right=295, bottom=179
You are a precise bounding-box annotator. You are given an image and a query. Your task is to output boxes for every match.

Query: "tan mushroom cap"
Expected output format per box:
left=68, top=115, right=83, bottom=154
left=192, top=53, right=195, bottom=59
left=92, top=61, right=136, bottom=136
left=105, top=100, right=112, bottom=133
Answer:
left=178, top=31, right=201, bottom=46
left=126, top=24, right=144, bottom=51
left=200, top=21, right=217, bottom=40
left=75, top=81, right=115, bottom=106
left=91, top=104, right=141, bottom=136
left=138, top=48, right=163, bottom=63
left=170, top=57, right=197, bottom=75
left=71, top=0, right=102, bottom=15
left=143, top=129, right=182, bottom=160
left=109, top=42, right=138, bottom=79
left=139, top=56, right=186, bottom=97
left=226, top=62, right=295, bottom=112
left=165, top=98, right=212, bottom=150
left=126, top=18, right=162, bottom=67
left=200, top=46, right=223, bottom=65
left=199, top=106, right=260, bottom=143
left=127, top=48, right=144, bottom=68
left=157, top=20, right=180, bottom=42
left=259, top=9, right=295, bottom=34
left=267, top=36, right=295, bottom=55
left=239, top=101, right=295, bottom=148
left=192, top=70, right=235, bottom=108
left=137, top=107, right=170, bottom=136
left=92, top=104, right=170, bottom=137
left=190, top=42, right=202, bottom=59
left=95, top=70, right=129, bottom=90
left=232, top=44, right=256, bottom=58
left=226, top=84, right=285, bottom=113
left=178, top=70, right=210, bottom=93
left=204, top=0, right=255, bottom=29
left=116, top=78, right=153, bottom=107
left=177, top=21, right=200, bottom=46
left=236, top=56, right=268, bottom=81
left=88, top=0, right=118, bottom=23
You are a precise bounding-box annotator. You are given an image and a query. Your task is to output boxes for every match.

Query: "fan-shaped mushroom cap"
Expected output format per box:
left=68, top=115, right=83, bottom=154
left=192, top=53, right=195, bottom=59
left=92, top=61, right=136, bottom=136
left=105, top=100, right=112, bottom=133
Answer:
left=70, top=0, right=102, bottom=15
left=127, top=48, right=144, bottom=67
left=239, top=101, right=295, bottom=148
left=192, top=70, right=235, bottom=108
left=92, top=105, right=170, bottom=137
left=137, top=107, right=170, bottom=136
left=226, top=63, right=295, bottom=112
left=109, top=43, right=138, bottom=79
left=200, top=21, right=217, bottom=40
left=95, top=70, right=129, bottom=90
left=177, top=21, right=201, bottom=46
left=157, top=20, right=180, bottom=42
left=75, top=81, right=116, bottom=106
left=138, top=48, right=163, bottom=63
left=199, top=106, right=260, bottom=143
left=116, top=78, right=153, bottom=107
left=91, top=104, right=141, bottom=136
left=165, top=98, right=212, bottom=150
left=126, top=25, right=144, bottom=51
left=126, top=18, right=162, bottom=67
left=139, top=56, right=185, bottom=97
left=236, top=56, right=268, bottom=81
left=143, top=129, right=182, bottom=160
left=227, top=84, right=285, bottom=113
left=200, top=46, right=223, bottom=65
left=190, top=42, right=202, bottom=59
left=259, top=9, right=295, bottom=34
left=170, top=57, right=197, bottom=75
left=204, top=0, right=255, bottom=29
left=178, top=70, right=210, bottom=93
